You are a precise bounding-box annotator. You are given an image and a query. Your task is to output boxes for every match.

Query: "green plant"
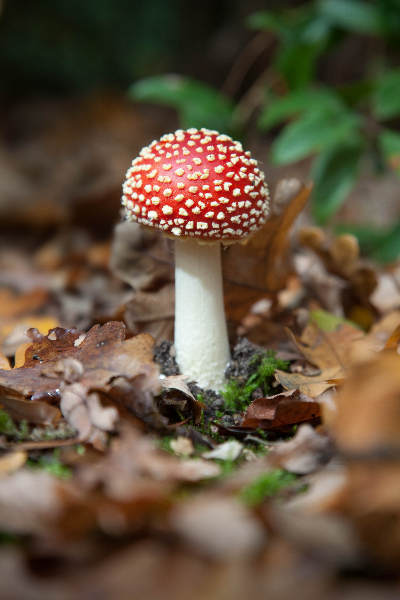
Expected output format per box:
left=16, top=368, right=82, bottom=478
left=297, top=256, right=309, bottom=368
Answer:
left=240, top=469, right=297, bottom=506
left=27, top=449, right=72, bottom=480
left=221, top=350, right=289, bottom=413
left=130, top=1, right=400, bottom=260
left=0, top=409, right=28, bottom=440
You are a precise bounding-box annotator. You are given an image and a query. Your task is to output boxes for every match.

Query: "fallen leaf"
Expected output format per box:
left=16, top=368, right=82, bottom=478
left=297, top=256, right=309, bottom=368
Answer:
left=0, top=395, right=61, bottom=425
left=0, top=352, right=10, bottom=370
left=1, top=316, right=59, bottom=357
left=275, top=367, right=341, bottom=398
left=371, top=272, right=400, bottom=313
left=0, top=288, right=49, bottom=319
left=223, top=183, right=311, bottom=294
left=160, top=374, right=203, bottom=425
left=0, top=451, right=27, bottom=477
left=170, top=437, right=194, bottom=456
left=288, top=321, right=364, bottom=371
left=268, top=424, right=332, bottom=474
left=170, top=495, right=265, bottom=559
left=241, top=390, right=321, bottom=430
left=0, top=469, right=62, bottom=536
left=60, top=383, right=118, bottom=450
left=110, top=221, right=173, bottom=291
left=0, top=323, right=159, bottom=402
left=331, top=462, right=400, bottom=567
left=122, top=284, right=174, bottom=342
left=329, top=353, right=400, bottom=454
left=203, top=440, right=243, bottom=461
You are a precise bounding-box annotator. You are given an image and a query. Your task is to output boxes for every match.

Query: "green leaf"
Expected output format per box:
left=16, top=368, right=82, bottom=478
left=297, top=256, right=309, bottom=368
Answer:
left=246, top=10, right=290, bottom=35
left=259, top=87, right=343, bottom=130
left=379, top=129, right=400, bottom=171
left=129, top=75, right=235, bottom=134
left=317, top=0, right=385, bottom=35
left=373, top=70, right=400, bottom=120
left=372, top=222, right=400, bottom=263
left=310, top=309, right=361, bottom=332
left=271, top=108, right=360, bottom=165
left=276, top=40, right=324, bottom=90
left=311, top=142, right=362, bottom=223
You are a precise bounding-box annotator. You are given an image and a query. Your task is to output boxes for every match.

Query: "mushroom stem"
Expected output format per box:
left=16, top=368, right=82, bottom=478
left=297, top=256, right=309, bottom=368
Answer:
left=174, top=238, right=230, bottom=391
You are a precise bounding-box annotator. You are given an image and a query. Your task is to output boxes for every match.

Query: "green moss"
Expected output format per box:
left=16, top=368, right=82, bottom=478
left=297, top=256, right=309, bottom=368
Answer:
left=221, top=350, right=290, bottom=413
left=0, top=410, right=30, bottom=440
left=27, top=449, right=72, bottom=480
left=0, top=410, right=17, bottom=436
left=0, top=532, right=20, bottom=545
left=239, top=469, right=297, bottom=506
left=159, top=435, right=175, bottom=453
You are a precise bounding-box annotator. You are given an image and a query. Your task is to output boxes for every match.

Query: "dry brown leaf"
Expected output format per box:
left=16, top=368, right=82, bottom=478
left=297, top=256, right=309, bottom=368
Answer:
left=268, top=424, right=332, bottom=474
left=275, top=367, right=342, bottom=398
left=60, top=383, right=119, bottom=449
left=0, top=395, right=61, bottom=425
left=223, top=183, right=311, bottom=294
left=0, top=451, right=27, bottom=477
left=329, top=352, right=400, bottom=454
left=110, top=221, right=173, bottom=291
left=0, top=322, right=159, bottom=402
left=289, top=322, right=364, bottom=371
left=241, top=389, right=321, bottom=430
left=331, top=462, right=400, bottom=567
left=1, top=316, right=59, bottom=357
left=122, top=283, right=174, bottom=342
left=0, top=352, right=10, bottom=370
left=0, top=469, right=63, bottom=536
left=170, top=495, right=265, bottom=559
left=0, top=288, right=49, bottom=319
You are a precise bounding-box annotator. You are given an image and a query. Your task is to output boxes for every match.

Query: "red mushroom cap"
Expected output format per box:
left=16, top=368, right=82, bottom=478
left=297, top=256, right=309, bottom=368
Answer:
left=122, top=128, right=269, bottom=242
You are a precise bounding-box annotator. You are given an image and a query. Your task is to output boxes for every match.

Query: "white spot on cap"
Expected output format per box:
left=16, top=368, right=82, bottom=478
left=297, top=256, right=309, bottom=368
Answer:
left=163, top=189, right=172, bottom=197
left=175, top=168, right=185, bottom=176
left=151, top=196, right=160, bottom=205
left=179, top=208, right=188, bottom=216
left=197, top=222, right=208, bottom=230
left=175, top=194, right=184, bottom=202
left=171, top=227, right=182, bottom=236
left=233, top=188, right=241, bottom=197
left=162, top=205, right=173, bottom=215
left=189, top=186, right=198, bottom=193
left=148, top=211, right=158, bottom=220
left=185, top=221, right=194, bottom=230
left=217, top=211, right=225, bottom=220
left=214, top=165, right=224, bottom=174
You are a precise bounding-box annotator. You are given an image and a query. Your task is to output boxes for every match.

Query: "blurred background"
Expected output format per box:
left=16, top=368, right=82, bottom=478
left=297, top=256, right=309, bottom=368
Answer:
left=0, top=0, right=400, bottom=260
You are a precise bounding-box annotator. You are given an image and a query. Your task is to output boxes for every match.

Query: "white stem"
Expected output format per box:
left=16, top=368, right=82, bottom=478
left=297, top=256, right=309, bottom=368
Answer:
left=174, top=239, right=230, bottom=391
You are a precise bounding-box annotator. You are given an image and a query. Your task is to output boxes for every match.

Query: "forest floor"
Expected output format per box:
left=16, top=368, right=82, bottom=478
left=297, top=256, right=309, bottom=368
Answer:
left=0, top=95, right=400, bottom=599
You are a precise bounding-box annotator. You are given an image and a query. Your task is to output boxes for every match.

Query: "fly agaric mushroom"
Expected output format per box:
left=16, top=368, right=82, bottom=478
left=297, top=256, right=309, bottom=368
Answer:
left=121, top=128, right=269, bottom=390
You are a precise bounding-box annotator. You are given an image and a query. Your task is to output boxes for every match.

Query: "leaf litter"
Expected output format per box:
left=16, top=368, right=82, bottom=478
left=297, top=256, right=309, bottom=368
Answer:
left=0, top=103, right=400, bottom=598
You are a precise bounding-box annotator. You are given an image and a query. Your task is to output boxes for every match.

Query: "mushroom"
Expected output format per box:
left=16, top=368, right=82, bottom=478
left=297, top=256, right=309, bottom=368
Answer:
left=121, top=128, right=270, bottom=391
